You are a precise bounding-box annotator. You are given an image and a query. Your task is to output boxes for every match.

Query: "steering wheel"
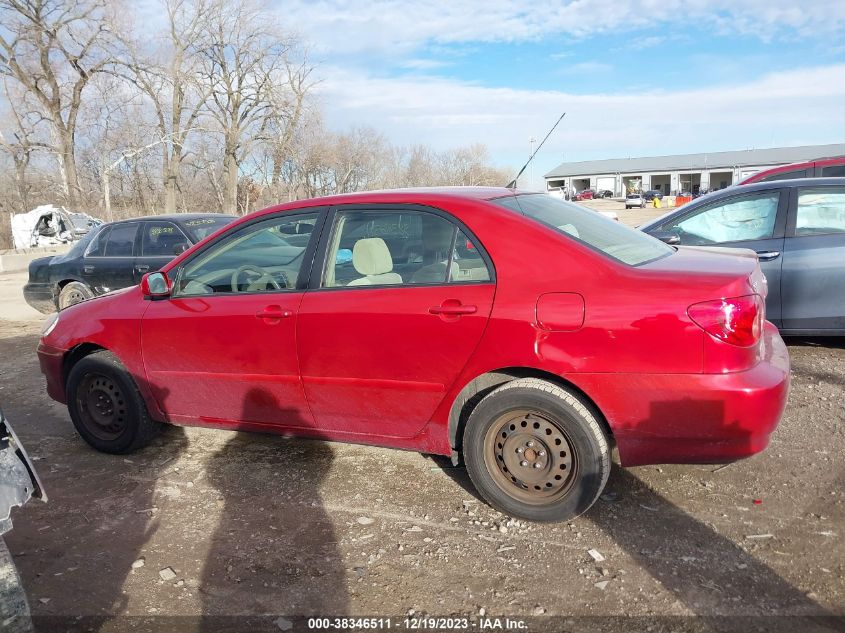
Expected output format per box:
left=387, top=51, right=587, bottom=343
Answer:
left=230, top=264, right=281, bottom=292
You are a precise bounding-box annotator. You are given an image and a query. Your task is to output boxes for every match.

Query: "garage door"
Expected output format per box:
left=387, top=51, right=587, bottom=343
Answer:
left=596, top=177, right=615, bottom=193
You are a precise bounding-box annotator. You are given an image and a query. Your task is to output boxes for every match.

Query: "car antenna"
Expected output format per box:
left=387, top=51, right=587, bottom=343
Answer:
left=505, top=112, right=566, bottom=189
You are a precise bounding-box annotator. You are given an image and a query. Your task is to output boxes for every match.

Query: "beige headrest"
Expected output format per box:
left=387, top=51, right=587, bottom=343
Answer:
left=352, top=238, right=394, bottom=276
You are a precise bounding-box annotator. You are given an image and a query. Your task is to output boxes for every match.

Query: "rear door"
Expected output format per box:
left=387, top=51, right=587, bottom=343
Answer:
left=647, top=188, right=787, bottom=324
left=297, top=205, right=495, bottom=438
left=781, top=185, right=845, bottom=332
left=81, top=222, right=139, bottom=294
left=133, top=220, right=192, bottom=284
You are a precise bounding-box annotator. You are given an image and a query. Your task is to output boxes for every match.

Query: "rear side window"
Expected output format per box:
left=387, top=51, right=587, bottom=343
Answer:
left=759, top=168, right=809, bottom=182
left=493, top=194, right=672, bottom=266
left=796, top=188, right=845, bottom=236
left=322, top=209, right=490, bottom=287
left=142, top=222, right=190, bottom=256
left=104, top=223, right=138, bottom=256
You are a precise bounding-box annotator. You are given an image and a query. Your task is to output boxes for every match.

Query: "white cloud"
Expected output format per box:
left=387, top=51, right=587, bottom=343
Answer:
left=401, top=59, right=453, bottom=70
left=277, top=0, right=845, bottom=56
left=313, top=63, right=845, bottom=187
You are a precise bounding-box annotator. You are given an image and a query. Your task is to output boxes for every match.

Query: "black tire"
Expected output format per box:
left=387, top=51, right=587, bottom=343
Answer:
left=58, top=281, right=94, bottom=310
left=66, top=350, right=162, bottom=454
left=463, top=378, right=610, bottom=522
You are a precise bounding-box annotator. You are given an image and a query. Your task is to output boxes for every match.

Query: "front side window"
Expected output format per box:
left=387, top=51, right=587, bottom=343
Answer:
left=104, top=223, right=138, bottom=257
left=796, top=188, right=845, bottom=236
left=658, top=191, right=780, bottom=245
left=322, top=209, right=490, bottom=287
left=173, top=213, right=318, bottom=296
left=84, top=226, right=110, bottom=257
left=494, top=193, right=672, bottom=266
left=141, top=222, right=191, bottom=257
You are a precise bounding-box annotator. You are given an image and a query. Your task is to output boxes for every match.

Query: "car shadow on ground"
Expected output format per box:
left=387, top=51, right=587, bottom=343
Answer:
left=198, top=387, right=348, bottom=630
left=785, top=337, right=845, bottom=350
left=430, top=396, right=841, bottom=631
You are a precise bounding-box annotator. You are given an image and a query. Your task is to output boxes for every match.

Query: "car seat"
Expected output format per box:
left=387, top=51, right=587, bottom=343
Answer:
left=347, top=238, right=403, bottom=286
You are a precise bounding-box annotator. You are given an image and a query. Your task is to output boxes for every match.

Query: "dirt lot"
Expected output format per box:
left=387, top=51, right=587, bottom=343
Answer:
left=0, top=252, right=843, bottom=630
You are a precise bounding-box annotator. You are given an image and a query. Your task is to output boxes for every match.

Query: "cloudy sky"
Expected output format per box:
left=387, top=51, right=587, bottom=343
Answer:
left=265, top=0, right=845, bottom=188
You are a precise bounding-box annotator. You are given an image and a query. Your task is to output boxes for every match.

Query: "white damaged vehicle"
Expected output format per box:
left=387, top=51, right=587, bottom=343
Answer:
left=10, top=205, right=101, bottom=250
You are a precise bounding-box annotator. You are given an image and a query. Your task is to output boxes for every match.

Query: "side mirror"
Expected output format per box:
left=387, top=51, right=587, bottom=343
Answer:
left=141, top=271, right=172, bottom=298
left=650, top=230, right=681, bottom=245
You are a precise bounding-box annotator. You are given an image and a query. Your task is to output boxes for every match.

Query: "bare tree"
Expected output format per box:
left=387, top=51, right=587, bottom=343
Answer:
left=118, top=0, right=211, bottom=212
left=0, top=82, right=52, bottom=211
left=197, top=0, right=308, bottom=214
left=0, top=0, right=119, bottom=207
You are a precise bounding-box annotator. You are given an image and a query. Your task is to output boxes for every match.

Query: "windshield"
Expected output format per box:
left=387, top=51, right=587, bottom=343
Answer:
left=493, top=193, right=673, bottom=266
left=180, top=216, right=235, bottom=241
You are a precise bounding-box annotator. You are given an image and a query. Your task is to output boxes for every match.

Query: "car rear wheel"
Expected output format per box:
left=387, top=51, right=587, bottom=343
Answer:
left=67, top=350, right=162, bottom=454
left=58, top=281, right=93, bottom=310
left=463, top=378, right=611, bottom=522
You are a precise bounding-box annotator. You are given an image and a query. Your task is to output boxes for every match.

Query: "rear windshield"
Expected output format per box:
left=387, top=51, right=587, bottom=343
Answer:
left=180, top=216, right=235, bottom=241
left=493, top=193, right=673, bottom=266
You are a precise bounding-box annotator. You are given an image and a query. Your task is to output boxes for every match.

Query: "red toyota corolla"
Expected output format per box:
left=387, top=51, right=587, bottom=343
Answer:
left=37, top=188, right=789, bottom=522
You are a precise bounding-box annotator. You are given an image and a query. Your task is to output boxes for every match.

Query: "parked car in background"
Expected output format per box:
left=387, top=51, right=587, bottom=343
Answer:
left=643, top=190, right=664, bottom=201
left=595, top=189, right=614, bottom=198
left=574, top=189, right=595, bottom=201
left=739, top=157, right=845, bottom=185
left=625, top=193, right=645, bottom=208
left=23, top=213, right=235, bottom=312
left=38, top=188, right=789, bottom=523
left=641, top=177, right=845, bottom=335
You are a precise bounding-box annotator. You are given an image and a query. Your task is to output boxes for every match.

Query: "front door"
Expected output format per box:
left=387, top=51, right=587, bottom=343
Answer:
left=140, top=211, right=323, bottom=429
left=297, top=206, right=495, bottom=438
left=781, top=185, right=845, bottom=331
left=81, top=222, right=139, bottom=294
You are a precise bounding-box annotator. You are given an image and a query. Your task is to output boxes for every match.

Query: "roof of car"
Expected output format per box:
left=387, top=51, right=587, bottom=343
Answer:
left=107, top=213, right=234, bottom=226
left=313, top=186, right=524, bottom=201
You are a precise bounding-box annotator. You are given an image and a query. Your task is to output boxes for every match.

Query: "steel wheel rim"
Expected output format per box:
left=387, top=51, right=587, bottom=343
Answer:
left=76, top=373, right=128, bottom=441
left=483, top=409, right=578, bottom=505
left=61, top=289, right=86, bottom=308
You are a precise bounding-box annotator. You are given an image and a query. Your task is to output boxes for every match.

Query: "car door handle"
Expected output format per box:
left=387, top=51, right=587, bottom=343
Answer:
left=83, top=265, right=94, bottom=274
left=756, top=250, right=781, bottom=261
left=255, top=306, right=294, bottom=322
left=429, top=302, right=477, bottom=316
left=135, top=265, right=150, bottom=273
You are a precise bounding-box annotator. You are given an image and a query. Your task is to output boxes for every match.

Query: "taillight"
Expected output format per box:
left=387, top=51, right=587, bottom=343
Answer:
left=688, top=295, right=764, bottom=347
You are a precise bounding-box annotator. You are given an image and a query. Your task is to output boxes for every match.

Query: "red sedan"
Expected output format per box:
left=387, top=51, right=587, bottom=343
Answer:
left=37, top=188, right=789, bottom=522
left=574, top=189, right=594, bottom=200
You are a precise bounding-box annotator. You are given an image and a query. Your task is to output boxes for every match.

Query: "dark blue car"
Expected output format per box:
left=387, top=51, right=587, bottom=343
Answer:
left=23, top=213, right=235, bottom=312
left=640, top=178, right=845, bottom=336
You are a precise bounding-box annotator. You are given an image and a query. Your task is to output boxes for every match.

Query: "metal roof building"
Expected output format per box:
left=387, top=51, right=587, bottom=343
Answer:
left=544, top=143, right=845, bottom=197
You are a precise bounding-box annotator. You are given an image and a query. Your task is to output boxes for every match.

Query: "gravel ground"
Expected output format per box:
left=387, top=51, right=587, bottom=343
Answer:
left=0, top=268, right=842, bottom=630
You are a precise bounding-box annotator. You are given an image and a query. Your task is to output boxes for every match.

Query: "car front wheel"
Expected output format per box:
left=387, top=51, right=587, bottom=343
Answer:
left=463, top=378, right=611, bottom=522
left=66, top=350, right=162, bottom=454
left=58, top=281, right=93, bottom=310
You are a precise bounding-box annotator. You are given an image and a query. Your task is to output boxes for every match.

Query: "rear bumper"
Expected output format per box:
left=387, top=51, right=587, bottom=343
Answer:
left=37, top=341, right=67, bottom=404
left=572, top=323, right=790, bottom=467
left=23, top=283, right=56, bottom=314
